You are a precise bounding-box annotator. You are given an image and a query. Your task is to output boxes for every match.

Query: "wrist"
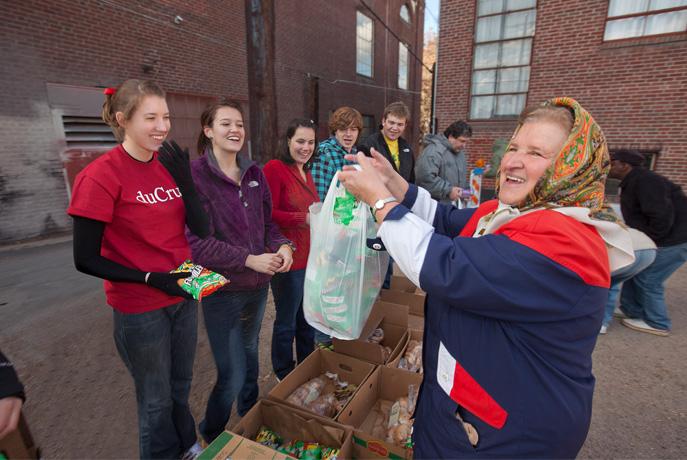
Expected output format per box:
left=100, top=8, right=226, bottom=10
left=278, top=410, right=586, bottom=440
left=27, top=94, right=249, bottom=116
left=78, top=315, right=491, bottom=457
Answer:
left=375, top=202, right=399, bottom=223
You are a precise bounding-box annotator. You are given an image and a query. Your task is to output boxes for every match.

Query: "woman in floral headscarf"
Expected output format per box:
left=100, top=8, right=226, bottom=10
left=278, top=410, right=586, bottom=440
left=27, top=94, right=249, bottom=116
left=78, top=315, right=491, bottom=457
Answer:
left=338, top=98, right=633, bottom=458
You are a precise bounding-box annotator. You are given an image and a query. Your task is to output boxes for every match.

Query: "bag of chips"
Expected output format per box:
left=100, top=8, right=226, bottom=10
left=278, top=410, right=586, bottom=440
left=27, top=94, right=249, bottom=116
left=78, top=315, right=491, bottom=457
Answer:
left=171, top=260, right=228, bottom=300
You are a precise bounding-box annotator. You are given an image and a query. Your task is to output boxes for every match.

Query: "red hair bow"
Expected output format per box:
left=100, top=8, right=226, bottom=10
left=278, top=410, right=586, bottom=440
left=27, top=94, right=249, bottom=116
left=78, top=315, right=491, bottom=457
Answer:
left=103, top=87, right=117, bottom=95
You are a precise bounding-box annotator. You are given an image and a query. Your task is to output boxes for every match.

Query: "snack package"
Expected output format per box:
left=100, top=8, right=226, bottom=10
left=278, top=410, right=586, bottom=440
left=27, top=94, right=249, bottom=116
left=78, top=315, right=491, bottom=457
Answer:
left=398, top=340, right=423, bottom=372
left=306, top=393, right=339, bottom=418
left=300, top=442, right=323, bottom=460
left=286, top=376, right=325, bottom=407
left=321, top=446, right=341, bottom=460
left=386, top=384, right=418, bottom=447
left=366, top=328, right=384, bottom=344
left=171, top=260, right=228, bottom=300
left=255, top=426, right=282, bottom=450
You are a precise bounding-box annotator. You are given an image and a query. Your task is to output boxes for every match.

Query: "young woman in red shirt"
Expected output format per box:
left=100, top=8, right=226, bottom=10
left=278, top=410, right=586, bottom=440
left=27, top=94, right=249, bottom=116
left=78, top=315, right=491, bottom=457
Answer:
left=263, top=118, right=320, bottom=380
left=68, top=79, right=207, bottom=459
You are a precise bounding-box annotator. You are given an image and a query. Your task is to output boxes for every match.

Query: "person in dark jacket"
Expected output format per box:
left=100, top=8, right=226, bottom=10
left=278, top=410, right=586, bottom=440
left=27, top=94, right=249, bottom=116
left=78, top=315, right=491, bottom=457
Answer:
left=358, top=101, right=415, bottom=183
left=0, top=350, right=24, bottom=440
left=358, top=102, right=416, bottom=287
left=415, top=120, right=472, bottom=204
left=186, top=99, right=292, bottom=443
left=339, top=97, right=633, bottom=458
left=609, top=149, right=687, bottom=336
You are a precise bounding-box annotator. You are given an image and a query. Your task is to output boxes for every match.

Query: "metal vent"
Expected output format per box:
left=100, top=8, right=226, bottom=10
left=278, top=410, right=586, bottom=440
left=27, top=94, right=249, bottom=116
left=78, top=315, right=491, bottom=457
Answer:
left=62, top=116, right=117, bottom=149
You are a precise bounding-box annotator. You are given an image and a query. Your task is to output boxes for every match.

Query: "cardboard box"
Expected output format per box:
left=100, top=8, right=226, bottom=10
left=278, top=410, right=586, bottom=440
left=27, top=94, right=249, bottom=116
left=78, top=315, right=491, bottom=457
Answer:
left=379, top=290, right=425, bottom=318
left=221, top=399, right=352, bottom=458
left=267, top=349, right=375, bottom=420
left=387, top=329, right=423, bottom=372
left=338, top=367, right=422, bottom=460
left=333, top=301, right=409, bottom=365
left=198, top=430, right=291, bottom=460
left=388, top=276, right=425, bottom=296
left=0, top=414, right=39, bottom=460
left=407, top=314, right=424, bottom=334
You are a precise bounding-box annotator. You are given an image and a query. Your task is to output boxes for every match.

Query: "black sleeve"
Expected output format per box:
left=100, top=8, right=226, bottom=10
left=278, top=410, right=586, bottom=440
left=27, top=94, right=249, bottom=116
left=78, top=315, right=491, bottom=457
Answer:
left=634, top=175, right=675, bottom=241
left=180, top=187, right=211, bottom=239
left=357, top=137, right=372, bottom=156
left=0, top=350, right=25, bottom=401
left=72, top=216, right=146, bottom=283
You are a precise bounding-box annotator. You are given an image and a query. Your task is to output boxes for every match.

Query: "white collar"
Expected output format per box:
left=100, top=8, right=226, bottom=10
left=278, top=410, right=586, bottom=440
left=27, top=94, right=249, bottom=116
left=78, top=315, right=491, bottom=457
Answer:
left=473, top=202, right=634, bottom=272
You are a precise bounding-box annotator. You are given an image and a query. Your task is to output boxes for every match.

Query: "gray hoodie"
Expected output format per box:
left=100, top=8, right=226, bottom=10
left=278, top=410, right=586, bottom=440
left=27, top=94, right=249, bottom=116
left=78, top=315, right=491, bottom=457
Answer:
left=415, top=134, right=468, bottom=203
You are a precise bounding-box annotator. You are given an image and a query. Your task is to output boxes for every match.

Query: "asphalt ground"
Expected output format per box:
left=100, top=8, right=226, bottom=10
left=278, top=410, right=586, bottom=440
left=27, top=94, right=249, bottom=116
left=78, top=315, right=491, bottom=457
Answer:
left=0, top=239, right=685, bottom=458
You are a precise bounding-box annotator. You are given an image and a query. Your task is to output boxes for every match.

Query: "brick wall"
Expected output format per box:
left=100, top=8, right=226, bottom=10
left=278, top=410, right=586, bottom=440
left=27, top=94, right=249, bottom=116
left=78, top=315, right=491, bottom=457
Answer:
left=435, top=0, right=687, bottom=189
left=0, top=0, right=424, bottom=243
left=274, top=0, right=424, bottom=150
left=0, top=0, right=247, bottom=243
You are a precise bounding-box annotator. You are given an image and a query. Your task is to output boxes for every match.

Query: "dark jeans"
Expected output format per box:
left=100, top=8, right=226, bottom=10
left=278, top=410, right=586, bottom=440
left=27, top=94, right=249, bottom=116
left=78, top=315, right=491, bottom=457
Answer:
left=200, top=288, right=268, bottom=443
left=620, top=242, right=687, bottom=330
left=270, top=270, right=315, bottom=380
left=113, top=299, right=198, bottom=459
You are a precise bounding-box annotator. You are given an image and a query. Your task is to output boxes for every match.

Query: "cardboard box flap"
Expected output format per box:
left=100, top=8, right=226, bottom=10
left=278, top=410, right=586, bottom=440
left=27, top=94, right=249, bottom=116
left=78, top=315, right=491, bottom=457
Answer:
left=333, top=301, right=410, bottom=365
left=233, top=399, right=350, bottom=449
left=380, top=290, right=425, bottom=317
left=267, top=350, right=375, bottom=419
left=389, top=275, right=424, bottom=294
left=372, top=300, right=409, bottom=326
left=339, top=367, right=422, bottom=460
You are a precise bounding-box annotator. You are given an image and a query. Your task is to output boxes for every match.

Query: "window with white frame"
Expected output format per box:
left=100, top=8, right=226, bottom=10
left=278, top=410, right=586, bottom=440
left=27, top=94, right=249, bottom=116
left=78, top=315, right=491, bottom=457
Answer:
left=470, top=0, right=537, bottom=119
left=398, top=42, right=409, bottom=89
left=356, top=11, right=374, bottom=77
left=604, top=0, right=687, bottom=41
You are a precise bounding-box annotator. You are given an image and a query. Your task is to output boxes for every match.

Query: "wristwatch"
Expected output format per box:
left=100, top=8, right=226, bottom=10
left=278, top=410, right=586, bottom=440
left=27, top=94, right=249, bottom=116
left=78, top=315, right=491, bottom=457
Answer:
left=372, top=197, right=398, bottom=218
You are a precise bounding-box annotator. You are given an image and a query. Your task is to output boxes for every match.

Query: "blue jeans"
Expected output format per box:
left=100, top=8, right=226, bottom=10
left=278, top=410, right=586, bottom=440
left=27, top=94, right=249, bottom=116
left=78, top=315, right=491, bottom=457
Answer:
left=620, top=241, right=687, bottom=330
left=113, top=300, right=198, bottom=459
left=271, top=270, right=315, bottom=379
left=603, top=248, right=656, bottom=326
left=200, top=288, right=268, bottom=443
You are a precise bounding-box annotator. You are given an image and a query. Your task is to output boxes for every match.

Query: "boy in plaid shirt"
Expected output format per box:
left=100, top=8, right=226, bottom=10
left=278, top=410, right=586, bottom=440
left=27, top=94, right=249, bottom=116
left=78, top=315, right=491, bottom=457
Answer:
left=311, top=107, right=363, bottom=200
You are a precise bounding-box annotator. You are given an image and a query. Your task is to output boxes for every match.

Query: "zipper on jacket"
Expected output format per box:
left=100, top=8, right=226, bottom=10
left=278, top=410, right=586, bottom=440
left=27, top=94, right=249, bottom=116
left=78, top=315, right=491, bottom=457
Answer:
left=238, top=178, right=260, bottom=288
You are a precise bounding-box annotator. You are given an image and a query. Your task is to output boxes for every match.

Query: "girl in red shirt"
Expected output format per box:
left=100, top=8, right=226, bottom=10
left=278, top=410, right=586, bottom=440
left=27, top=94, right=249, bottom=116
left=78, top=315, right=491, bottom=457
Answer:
left=68, top=80, right=206, bottom=459
left=263, top=118, right=320, bottom=380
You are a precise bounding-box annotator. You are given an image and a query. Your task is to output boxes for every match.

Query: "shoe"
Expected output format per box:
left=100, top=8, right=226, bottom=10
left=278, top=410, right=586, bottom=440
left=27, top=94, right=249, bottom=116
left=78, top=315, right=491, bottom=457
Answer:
left=621, top=318, right=669, bottom=337
left=613, top=307, right=627, bottom=319
left=599, top=324, right=608, bottom=335
left=316, top=342, right=334, bottom=351
left=181, top=442, right=203, bottom=460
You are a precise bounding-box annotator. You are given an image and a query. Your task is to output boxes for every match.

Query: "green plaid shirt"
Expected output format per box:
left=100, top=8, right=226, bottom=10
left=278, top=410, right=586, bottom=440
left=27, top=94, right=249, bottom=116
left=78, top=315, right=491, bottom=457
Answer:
left=311, top=137, right=357, bottom=200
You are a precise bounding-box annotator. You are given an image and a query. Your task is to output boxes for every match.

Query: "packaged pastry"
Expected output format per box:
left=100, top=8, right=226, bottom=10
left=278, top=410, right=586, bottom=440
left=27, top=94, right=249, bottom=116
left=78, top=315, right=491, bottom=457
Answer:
left=286, top=376, right=325, bottom=407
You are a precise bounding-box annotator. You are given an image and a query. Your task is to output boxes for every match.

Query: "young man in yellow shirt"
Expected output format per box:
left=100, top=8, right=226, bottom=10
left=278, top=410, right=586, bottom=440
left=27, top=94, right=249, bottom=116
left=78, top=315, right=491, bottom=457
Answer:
left=358, top=102, right=415, bottom=288
left=358, top=101, right=415, bottom=183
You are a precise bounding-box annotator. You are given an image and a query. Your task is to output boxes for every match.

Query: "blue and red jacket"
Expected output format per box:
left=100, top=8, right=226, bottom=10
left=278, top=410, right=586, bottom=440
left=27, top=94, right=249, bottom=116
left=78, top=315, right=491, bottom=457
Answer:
left=379, top=185, right=609, bottom=458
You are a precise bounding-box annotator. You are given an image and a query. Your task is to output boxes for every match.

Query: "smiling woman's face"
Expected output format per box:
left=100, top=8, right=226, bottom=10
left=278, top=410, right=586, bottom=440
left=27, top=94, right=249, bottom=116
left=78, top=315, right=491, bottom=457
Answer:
left=204, top=106, right=245, bottom=154
left=498, top=120, right=569, bottom=206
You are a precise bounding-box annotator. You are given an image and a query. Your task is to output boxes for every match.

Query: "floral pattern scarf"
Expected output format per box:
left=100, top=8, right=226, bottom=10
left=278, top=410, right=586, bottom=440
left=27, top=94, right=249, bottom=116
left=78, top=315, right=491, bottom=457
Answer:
left=483, top=97, right=634, bottom=271
left=496, top=96, right=618, bottom=222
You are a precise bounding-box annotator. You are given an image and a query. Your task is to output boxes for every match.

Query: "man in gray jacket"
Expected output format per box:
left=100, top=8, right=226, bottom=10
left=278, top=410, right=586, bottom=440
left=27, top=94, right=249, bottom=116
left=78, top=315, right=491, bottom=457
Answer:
left=415, top=120, right=472, bottom=203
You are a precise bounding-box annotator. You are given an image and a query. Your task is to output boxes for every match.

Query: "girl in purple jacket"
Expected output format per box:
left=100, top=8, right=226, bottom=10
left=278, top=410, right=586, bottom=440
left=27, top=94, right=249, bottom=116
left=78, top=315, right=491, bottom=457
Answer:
left=185, top=99, right=292, bottom=443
